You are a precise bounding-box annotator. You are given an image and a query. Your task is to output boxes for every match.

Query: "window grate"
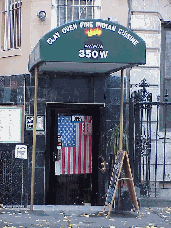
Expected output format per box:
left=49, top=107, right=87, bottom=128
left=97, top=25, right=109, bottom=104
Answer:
left=56, top=0, right=98, bottom=27
left=2, top=0, right=22, bottom=51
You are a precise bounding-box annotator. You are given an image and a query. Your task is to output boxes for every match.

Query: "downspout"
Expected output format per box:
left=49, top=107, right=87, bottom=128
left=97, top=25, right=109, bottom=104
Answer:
left=127, top=0, right=133, bottom=172
left=128, top=0, right=132, bottom=29
left=127, top=0, right=132, bottom=110
left=127, top=0, right=132, bottom=131
left=127, top=0, right=132, bottom=92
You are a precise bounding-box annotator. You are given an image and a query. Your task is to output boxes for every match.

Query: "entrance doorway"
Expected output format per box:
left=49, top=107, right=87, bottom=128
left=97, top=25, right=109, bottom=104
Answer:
left=55, top=174, right=92, bottom=205
left=45, top=103, right=104, bottom=205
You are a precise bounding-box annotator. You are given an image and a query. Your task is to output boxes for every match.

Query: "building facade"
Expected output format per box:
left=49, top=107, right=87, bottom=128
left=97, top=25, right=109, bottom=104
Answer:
left=0, top=0, right=171, bottom=205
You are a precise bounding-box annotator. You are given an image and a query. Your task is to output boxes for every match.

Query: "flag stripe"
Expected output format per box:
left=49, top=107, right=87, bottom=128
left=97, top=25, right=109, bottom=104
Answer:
left=89, top=116, right=92, bottom=173
left=86, top=134, right=89, bottom=173
left=70, top=147, right=73, bottom=174
left=62, top=147, right=65, bottom=174
left=65, top=147, right=68, bottom=174
left=68, top=147, right=70, bottom=174
left=87, top=116, right=90, bottom=174
left=76, top=123, right=79, bottom=174
left=78, top=122, right=82, bottom=174
left=83, top=116, right=87, bottom=174
left=73, top=147, right=76, bottom=174
left=81, top=128, right=84, bottom=174
left=83, top=134, right=87, bottom=173
left=89, top=135, right=92, bottom=173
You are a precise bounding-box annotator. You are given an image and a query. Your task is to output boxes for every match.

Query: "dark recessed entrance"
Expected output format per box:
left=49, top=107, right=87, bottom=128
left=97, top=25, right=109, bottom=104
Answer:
left=54, top=174, right=92, bottom=205
left=45, top=103, right=104, bottom=205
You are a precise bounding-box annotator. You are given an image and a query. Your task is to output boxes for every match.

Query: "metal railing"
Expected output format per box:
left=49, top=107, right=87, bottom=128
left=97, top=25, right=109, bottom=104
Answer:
left=0, top=149, right=28, bottom=207
left=129, top=79, right=171, bottom=197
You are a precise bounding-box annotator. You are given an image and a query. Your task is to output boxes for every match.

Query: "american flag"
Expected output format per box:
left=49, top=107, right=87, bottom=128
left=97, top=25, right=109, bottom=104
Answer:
left=56, top=115, right=92, bottom=175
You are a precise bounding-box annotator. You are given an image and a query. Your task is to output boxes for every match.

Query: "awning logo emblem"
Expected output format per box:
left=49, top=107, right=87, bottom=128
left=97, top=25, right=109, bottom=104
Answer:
left=85, top=27, right=102, bottom=37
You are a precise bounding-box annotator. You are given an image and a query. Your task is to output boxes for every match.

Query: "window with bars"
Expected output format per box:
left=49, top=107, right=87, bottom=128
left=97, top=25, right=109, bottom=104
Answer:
left=55, top=0, right=100, bottom=27
left=2, top=0, right=22, bottom=50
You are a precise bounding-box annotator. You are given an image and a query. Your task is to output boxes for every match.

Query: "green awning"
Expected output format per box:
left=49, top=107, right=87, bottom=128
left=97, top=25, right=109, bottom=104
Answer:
left=28, top=19, right=146, bottom=74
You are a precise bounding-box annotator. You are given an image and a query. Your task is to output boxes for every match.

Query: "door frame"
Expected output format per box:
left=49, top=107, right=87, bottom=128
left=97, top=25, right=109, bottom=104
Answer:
left=45, top=102, right=105, bottom=205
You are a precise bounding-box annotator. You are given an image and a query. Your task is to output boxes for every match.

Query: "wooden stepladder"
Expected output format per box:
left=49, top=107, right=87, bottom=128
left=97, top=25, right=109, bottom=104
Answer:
left=103, top=150, right=140, bottom=218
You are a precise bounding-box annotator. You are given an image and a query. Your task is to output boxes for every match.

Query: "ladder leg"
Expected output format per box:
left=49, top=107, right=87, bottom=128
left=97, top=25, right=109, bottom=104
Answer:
left=107, top=204, right=112, bottom=218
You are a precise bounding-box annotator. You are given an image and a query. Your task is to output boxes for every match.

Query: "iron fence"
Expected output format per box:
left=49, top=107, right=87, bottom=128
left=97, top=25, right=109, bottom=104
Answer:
left=129, top=79, right=171, bottom=197
left=0, top=149, right=28, bottom=207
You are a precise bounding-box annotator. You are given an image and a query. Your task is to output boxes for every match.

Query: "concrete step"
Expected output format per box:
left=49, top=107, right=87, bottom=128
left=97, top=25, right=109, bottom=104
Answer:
left=140, top=197, right=171, bottom=207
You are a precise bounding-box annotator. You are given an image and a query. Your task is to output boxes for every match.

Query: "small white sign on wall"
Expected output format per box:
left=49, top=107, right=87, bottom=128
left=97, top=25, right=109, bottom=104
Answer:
left=55, top=160, right=62, bottom=175
left=72, top=115, right=84, bottom=122
left=15, top=145, right=27, bottom=159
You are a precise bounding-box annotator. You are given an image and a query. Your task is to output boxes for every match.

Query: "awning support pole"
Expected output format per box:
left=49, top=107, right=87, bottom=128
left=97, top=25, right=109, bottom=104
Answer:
left=119, top=69, right=124, bottom=151
left=30, top=66, right=38, bottom=211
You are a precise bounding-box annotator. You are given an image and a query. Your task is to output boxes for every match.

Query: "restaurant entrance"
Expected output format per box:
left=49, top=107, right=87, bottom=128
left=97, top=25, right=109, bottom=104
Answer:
left=45, top=103, right=104, bottom=205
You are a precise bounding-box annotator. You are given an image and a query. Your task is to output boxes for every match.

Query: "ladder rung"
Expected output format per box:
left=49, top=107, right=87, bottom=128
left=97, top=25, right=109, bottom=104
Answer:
left=118, top=178, right=133, bottom=180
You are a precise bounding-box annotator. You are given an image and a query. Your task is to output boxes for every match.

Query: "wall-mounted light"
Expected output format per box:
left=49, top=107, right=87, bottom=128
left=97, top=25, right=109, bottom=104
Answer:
left=108, top=17, right=118, bottom=23
left=37, top=11, right=46, bottom=21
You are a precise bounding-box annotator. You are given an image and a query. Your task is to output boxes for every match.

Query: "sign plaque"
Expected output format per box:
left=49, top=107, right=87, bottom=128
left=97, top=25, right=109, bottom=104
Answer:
left=0, top=106, right=23, bottom=143
left=15, top=145, right=27, bottom=159
left=26, top=115, right=45, bottom=131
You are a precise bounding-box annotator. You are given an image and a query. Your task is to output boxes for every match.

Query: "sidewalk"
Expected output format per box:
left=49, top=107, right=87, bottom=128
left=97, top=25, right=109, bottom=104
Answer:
left=1, top=205, right=171, bottom=228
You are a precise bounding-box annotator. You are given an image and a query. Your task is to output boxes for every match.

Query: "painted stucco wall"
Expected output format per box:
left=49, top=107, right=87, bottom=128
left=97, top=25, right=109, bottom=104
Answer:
left=101, top=0, right=128, bottom=26
left=0, top=0, right=51, bottom=76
